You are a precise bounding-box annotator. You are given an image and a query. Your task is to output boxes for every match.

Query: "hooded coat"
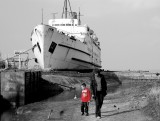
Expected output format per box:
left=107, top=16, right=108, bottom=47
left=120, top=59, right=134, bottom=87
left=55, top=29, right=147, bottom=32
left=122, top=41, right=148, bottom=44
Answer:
left=90, top=73, right=107, bottom=98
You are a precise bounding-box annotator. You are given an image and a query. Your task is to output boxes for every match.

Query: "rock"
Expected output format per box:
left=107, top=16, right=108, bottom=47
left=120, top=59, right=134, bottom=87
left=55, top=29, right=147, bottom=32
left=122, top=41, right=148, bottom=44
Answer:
left=74, top=95, right=77, bottom=99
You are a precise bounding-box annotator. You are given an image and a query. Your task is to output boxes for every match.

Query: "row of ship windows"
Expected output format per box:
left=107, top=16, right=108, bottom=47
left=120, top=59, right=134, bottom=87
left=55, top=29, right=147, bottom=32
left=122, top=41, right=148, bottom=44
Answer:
left=52, top=24, right=78, bottom=26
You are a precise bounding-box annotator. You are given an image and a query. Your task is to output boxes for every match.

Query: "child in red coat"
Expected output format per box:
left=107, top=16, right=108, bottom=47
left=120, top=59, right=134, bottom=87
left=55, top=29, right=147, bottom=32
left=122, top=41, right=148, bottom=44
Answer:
left=81, top=83, right=91, bottom=116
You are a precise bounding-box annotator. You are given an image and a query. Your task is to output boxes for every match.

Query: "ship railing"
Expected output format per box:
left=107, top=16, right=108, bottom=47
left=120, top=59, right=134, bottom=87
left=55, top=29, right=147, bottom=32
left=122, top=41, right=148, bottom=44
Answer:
left=57, top=29, right=86, bottom=42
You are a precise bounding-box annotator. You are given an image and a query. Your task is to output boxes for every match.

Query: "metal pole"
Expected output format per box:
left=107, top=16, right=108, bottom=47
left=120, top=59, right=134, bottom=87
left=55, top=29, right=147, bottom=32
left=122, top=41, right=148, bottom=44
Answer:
left=92, top=39, right=94, bottom=69
left=19, top=53, right=21, bottom=69
left=41, top=8, right=43, bottom=24
left=65, top=0, right=67, bottom=18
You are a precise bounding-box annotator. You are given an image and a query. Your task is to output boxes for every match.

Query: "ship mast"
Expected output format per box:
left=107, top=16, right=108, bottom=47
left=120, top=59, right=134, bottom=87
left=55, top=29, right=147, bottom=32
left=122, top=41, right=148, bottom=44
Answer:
left=41, top=8, right=43, bottom=24
left=78, top=7, right=83, bottom=25
left=65, top=0, right=67, bottom=18
left=78, top=8, right=81, bottom=25
left=62, top=0, right=73, bottom=18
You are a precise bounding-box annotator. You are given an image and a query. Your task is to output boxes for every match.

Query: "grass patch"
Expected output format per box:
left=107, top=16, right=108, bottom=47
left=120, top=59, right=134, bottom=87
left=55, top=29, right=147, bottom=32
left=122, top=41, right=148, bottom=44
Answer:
left=143, top=86, right=160, bottom=121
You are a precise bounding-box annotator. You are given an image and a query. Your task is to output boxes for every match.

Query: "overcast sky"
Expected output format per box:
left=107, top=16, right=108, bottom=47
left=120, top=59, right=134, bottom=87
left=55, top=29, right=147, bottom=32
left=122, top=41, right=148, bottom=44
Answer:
left=0, top=0, right=160, bottom=71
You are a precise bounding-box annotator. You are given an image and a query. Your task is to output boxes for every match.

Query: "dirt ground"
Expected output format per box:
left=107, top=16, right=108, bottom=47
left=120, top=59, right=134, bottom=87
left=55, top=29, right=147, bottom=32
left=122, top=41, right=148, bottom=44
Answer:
left=1, top=78, right=159, bottom=121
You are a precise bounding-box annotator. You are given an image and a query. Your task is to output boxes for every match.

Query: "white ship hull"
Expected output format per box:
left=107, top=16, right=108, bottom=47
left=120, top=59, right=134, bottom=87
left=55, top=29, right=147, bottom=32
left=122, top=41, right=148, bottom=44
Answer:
left=31, top=25, right=101, bottom=70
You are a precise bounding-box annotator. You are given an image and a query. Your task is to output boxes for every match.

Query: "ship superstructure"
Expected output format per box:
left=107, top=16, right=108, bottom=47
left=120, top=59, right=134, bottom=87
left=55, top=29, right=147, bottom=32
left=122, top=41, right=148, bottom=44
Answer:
left=31, top=0, right=101, bottom=70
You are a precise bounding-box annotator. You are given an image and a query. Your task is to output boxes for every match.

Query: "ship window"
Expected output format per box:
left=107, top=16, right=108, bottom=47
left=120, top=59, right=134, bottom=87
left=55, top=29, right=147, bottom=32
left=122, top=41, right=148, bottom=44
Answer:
left=66, top=24, right=71, bottom=26
left=49, top=28, right=54, bottom=32
left=70, top=36, right=76, bottom=41
left=49, top=42, right=57, bottom=54
left=87, top=27, right=89, bottom=31
left=31, top=30, right=34, bottom=36
left=60, top=24, right=65, bottom=26
left=55, top=24, right=59, bottom=26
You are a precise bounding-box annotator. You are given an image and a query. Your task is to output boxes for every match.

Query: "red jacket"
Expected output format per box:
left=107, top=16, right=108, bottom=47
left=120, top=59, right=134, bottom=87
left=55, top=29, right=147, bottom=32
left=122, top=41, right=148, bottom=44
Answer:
left=81, top=88, right=91, bottom=102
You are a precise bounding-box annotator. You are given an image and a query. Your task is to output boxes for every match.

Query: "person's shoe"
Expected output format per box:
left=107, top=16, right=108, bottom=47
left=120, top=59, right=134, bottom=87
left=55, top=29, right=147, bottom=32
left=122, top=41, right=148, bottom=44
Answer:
left=81, top=112, right=84, bottom=116
left=97, top=116, right=101, bottom=119
left=85, top=113, right=89, bottom=116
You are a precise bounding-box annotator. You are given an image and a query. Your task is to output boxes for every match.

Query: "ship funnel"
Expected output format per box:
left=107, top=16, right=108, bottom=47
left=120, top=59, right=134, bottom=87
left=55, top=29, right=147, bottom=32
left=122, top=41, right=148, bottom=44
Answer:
left=72, top=12, right=77, bottom=19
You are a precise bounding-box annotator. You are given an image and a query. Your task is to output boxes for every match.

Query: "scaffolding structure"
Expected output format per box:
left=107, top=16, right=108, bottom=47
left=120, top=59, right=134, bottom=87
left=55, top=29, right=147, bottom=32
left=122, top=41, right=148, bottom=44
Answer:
left=6, top=51, right=29, bottom=69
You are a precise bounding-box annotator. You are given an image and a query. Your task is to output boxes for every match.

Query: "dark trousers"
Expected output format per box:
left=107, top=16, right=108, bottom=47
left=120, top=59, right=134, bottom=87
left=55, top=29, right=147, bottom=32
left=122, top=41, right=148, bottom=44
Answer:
left=95, top=91, right=104, bottom=117
left=81, top=102, right=89, bottom=114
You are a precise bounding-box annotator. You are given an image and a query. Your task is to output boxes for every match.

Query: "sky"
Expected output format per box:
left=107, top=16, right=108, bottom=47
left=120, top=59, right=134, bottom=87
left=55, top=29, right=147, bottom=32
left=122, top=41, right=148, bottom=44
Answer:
left=0, top=0, right=160, bottom=71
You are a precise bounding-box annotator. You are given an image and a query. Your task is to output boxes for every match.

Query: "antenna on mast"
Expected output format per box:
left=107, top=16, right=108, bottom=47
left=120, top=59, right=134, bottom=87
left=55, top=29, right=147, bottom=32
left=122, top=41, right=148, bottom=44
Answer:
left=41, top=8, right=44, bottom=24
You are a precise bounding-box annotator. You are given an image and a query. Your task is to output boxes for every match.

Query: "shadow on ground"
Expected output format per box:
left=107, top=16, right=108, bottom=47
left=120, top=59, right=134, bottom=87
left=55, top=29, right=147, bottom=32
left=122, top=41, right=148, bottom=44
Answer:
left=0, top=95, right=12, bottom=115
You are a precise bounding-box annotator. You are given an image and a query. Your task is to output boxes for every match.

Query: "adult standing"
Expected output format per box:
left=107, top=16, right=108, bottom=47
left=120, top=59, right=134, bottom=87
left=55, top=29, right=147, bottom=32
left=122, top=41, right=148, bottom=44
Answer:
left=90, top=69, right=107, bottom=119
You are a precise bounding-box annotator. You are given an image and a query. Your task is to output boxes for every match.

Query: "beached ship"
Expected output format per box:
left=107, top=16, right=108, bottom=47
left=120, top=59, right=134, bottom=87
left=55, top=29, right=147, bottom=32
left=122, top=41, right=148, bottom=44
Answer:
left=31, top=0, right=101, bottom=70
